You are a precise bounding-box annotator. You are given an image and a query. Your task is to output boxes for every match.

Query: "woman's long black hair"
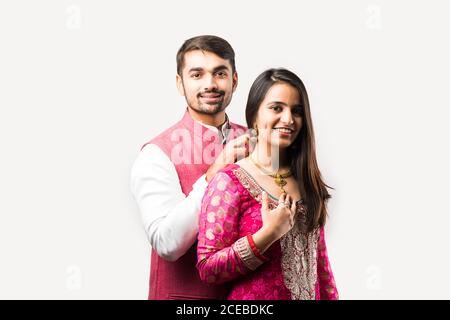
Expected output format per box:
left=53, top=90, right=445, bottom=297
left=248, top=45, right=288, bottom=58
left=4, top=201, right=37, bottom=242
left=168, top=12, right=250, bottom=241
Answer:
left=245, top=68, right=332, bottom=232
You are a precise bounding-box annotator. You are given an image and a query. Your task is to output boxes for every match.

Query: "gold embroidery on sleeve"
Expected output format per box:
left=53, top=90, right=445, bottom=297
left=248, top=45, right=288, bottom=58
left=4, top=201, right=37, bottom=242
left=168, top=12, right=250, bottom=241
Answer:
left=232, top=236, right=264, bottom=271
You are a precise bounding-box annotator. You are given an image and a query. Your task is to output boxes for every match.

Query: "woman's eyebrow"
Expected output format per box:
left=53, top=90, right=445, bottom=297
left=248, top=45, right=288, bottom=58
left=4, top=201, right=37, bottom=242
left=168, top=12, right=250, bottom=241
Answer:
left=268, top=101, right=303, bottom=108
left=268, top=101, right=288, bottom=106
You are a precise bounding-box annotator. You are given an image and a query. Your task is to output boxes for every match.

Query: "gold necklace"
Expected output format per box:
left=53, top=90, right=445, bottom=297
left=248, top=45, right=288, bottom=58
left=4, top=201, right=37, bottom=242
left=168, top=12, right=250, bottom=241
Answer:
left=249, top=156, right=293, bottom=192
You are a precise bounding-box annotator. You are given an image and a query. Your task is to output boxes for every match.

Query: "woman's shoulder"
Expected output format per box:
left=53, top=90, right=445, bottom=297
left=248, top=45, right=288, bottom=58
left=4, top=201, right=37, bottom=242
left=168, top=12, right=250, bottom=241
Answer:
left=210, top=163, right=247, bottom=193
left=217, top=163, right=240, bottom=177
left=217, top=160, right=254, bottom=183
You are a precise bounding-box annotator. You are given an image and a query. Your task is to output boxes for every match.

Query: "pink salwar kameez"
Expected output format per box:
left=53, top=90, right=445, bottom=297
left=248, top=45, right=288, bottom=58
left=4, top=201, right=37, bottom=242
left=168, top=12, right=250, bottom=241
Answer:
left=197, top=164, right=338, bottom=300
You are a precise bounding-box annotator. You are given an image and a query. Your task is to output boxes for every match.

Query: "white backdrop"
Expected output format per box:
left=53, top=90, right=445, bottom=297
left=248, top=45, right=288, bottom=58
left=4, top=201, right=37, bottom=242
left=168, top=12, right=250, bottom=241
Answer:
left=1, top=0, right=449, bottom=299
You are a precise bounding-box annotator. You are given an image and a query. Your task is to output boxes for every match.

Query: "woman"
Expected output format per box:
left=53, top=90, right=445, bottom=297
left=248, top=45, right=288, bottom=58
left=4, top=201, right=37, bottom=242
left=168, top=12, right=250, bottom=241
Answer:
left=196, top=68, right=338, bottom=300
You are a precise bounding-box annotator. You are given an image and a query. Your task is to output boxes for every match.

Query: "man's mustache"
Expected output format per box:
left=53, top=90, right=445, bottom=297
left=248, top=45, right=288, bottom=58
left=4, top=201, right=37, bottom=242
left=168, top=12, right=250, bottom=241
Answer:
left=197, top=90, right=225, bottom=98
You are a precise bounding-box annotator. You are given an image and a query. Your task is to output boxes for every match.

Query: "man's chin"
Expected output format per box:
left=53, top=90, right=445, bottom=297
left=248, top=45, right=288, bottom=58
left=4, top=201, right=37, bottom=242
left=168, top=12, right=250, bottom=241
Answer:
left=193, top=104, right=225, bottom=115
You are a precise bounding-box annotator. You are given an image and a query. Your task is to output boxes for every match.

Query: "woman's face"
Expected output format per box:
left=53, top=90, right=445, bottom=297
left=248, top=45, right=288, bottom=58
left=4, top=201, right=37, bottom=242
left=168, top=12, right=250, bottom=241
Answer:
left=253, top=82, right=303, bottom=151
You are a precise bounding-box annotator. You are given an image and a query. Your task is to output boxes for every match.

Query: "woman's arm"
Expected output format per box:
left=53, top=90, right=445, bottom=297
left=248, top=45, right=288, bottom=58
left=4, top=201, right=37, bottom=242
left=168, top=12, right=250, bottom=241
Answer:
left=197, top=171, right=267, bottom=285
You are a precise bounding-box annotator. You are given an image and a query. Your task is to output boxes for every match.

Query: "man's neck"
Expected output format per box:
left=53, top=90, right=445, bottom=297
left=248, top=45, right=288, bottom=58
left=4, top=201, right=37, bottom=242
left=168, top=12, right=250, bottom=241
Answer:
left=187, top=107, right=226, bottom=128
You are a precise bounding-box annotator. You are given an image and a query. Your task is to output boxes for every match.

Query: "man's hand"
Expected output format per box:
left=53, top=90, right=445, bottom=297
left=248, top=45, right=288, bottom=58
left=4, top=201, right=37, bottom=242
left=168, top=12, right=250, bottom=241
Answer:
left=205, top=134, right=251, bottom=182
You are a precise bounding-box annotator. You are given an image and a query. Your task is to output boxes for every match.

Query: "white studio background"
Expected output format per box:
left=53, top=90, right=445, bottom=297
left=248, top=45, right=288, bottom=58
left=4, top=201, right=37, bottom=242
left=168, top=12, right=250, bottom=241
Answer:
left=0, top=0, right=449, bottom=299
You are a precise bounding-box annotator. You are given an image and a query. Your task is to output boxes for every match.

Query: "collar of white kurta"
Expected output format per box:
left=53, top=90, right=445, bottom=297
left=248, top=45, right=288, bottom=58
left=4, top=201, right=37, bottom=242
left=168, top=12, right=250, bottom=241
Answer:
left=182, top=108, right=231, bottom=144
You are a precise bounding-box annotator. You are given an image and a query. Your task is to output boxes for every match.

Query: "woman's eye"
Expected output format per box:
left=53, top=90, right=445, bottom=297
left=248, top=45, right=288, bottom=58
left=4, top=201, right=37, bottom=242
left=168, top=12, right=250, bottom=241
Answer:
left=293, top=107, right=303, bottom=116
left=271, top=106, right=282, bottom=112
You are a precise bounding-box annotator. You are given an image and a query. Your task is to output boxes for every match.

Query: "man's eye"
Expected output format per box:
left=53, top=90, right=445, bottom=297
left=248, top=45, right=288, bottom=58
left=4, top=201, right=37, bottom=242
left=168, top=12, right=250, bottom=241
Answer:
left=191, top=73, right=200, bottom=78
left=216, top=71, right=227, bottom=78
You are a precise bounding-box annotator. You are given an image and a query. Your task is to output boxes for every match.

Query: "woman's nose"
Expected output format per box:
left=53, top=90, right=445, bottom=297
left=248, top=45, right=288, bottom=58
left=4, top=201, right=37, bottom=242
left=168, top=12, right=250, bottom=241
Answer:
left=281, top=109, right=294, bottom=124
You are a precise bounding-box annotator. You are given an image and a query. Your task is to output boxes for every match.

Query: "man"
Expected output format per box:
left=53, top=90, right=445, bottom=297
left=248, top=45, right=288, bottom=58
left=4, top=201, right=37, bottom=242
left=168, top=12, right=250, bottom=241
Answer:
left=130, top=35, right=249, bottom=299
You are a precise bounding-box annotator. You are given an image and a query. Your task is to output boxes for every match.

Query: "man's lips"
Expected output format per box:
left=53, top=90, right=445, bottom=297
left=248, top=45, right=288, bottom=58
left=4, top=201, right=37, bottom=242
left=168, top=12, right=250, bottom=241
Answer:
left=199, top=92, right=223, bottom=103
left=199, top=93, right=222, bottom=98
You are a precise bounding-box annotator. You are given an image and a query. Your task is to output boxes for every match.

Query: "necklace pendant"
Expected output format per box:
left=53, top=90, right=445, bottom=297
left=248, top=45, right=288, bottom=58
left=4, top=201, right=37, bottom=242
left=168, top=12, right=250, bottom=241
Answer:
left=274, top=175, right=287, bottom=188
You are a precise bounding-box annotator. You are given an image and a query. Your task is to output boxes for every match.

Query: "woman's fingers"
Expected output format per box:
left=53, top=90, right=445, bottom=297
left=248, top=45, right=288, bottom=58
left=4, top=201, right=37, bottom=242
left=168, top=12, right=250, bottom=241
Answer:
left=290, top=199, right=297, bottom=213
left=261, top=191, right=268, bottom=212
left=290, top=200, right=297, bottom=226
left=286, top=195, right=292, bottom=207
left=277, top=193, right=287, bottom=208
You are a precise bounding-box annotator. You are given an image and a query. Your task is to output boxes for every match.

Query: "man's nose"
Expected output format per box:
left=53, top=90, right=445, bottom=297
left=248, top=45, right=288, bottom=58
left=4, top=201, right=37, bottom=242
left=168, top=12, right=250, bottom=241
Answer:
left=203, top=74, right=218, bottom=91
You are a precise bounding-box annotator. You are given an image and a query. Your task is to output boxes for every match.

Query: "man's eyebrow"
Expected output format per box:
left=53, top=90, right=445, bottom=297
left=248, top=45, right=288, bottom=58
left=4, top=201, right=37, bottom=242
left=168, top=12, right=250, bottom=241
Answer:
left=212, top=65, right=230, bottom=72
left=188, top=67, right=204, bottom=73
left=187, top=65, right=230, bottom=73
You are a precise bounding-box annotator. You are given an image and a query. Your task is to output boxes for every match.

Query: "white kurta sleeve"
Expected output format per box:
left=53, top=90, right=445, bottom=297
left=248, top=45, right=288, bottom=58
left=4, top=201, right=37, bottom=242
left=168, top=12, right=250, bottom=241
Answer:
left=130, top=144, right=208, bottom=261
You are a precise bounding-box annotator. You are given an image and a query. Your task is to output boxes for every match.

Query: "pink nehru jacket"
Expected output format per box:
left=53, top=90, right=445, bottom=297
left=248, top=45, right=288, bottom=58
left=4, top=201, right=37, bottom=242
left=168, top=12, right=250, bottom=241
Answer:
left=142, top=110, right=247, bottom=300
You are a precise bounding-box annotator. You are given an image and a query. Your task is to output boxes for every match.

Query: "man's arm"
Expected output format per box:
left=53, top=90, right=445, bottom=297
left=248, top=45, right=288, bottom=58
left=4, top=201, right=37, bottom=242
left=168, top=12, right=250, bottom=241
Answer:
left=130, top=144, right=207, bottom=262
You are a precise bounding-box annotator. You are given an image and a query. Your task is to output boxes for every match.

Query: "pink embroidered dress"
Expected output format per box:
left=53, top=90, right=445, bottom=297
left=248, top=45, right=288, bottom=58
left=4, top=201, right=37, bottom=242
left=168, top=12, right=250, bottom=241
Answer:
left=196, top=164, right=338, bottom=300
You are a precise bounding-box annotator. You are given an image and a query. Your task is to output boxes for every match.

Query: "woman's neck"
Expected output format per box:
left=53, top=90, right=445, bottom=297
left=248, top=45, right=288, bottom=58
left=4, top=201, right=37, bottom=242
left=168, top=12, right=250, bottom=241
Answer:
left=250, top=143, right=289, bottom=173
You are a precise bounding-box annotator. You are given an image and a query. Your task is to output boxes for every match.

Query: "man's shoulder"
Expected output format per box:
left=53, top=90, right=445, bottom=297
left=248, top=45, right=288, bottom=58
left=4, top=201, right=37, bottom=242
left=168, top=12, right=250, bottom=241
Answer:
left=229, top=121, right=247, bottom=131
left=140, top=118, right=186, bottom=151
left=227, top=121, right=248, bottom=140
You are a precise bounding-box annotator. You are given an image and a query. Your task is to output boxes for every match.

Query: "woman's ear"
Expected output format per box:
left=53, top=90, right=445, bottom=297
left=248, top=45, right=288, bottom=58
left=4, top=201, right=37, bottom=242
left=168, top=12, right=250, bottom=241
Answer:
left=251, top=121, right=259, bottom=144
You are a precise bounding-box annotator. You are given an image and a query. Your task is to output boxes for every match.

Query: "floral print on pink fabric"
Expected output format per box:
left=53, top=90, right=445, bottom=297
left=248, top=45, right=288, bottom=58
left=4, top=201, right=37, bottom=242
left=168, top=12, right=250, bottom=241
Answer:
left=197, top=164, right=338, bottom=300
left=196, top=171, right=248, bottom=285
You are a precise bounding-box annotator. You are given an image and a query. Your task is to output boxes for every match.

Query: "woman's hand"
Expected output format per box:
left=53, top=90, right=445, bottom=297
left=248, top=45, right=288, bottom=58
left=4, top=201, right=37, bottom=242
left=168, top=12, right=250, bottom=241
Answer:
left=252, top=191, right=297, bottom=254
left=260, top=191, right=297, bottom=240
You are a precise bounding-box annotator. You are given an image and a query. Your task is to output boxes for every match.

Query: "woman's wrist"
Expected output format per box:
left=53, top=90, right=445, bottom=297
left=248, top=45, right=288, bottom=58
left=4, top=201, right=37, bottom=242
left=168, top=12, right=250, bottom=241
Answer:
left=252, top=226, right=278, bottom=254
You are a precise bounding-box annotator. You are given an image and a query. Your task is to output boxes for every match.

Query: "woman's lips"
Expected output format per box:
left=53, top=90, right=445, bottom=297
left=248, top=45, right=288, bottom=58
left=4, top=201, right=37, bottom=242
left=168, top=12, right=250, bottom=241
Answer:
left=272, top=128, right=294, bottom=137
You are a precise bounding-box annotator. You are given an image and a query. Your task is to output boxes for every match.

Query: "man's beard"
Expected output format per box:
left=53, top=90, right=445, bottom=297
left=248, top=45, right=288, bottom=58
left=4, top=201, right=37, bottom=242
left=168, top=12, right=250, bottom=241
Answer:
left=185, top=89, right=230, bottom=115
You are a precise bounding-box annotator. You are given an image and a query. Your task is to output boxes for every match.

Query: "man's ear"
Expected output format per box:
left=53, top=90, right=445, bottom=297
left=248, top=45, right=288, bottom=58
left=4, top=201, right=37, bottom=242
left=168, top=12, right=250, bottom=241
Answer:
left=176, top=74, right=185, bottom=96
left=232, top=72, right=238, bottom=93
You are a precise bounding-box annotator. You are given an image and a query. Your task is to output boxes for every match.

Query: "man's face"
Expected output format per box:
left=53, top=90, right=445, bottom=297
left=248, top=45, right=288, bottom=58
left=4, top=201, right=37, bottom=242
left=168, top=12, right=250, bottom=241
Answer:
left=176, top=50, right=237, bottom=115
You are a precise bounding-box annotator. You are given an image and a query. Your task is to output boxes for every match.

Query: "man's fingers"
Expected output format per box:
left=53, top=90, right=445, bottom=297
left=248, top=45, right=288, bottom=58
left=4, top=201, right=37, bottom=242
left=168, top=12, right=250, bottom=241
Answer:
left=248, top=136, right=257, bottom=153
left=235, top=146, right=249, bottom=161
left=231, top=134, right=250, bottom=148
left=219, top=134, right=251, bottom=164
